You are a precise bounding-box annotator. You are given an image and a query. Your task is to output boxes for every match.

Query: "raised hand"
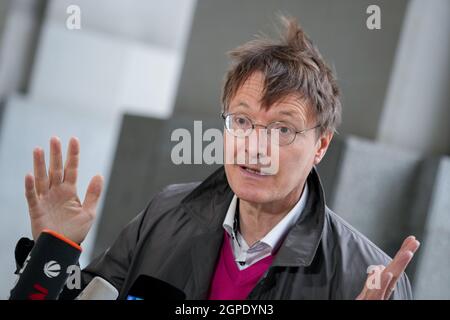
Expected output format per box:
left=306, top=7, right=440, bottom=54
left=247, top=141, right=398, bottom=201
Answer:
left=356, top=236, right=420, bottom=300
left=24, top=136, right=103, bottom=244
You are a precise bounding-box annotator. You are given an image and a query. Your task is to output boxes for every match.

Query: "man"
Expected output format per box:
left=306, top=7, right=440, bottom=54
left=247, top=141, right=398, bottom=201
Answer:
left=19, top=17, right=419, bottom=299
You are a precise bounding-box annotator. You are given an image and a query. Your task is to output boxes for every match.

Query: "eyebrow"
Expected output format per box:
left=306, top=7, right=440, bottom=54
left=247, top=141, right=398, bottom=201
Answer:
left=236, top=101, right=250, bottom=109
left=234, top=101, right=304, bottom=122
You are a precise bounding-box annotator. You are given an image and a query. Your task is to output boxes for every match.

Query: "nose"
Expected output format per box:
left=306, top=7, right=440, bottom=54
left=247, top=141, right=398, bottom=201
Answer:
left=246, top=127, right=270, bottom=163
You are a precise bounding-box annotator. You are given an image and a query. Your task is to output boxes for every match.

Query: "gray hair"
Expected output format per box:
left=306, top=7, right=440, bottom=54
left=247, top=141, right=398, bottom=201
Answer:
left=222, top=16, right=342, bottom=135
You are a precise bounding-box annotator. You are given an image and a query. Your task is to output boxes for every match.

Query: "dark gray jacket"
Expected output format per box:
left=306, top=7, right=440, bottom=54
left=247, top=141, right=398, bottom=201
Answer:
left=16, top=166, right=412, bottom=299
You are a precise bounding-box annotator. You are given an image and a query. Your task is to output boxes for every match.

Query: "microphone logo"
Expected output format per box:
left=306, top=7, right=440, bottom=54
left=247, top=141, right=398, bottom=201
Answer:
left=43, top=261, right=61, bottom=278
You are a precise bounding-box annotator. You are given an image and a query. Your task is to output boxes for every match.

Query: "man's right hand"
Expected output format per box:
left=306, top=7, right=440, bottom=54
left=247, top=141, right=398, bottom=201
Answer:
left=24, top=136, right=104, bottom=244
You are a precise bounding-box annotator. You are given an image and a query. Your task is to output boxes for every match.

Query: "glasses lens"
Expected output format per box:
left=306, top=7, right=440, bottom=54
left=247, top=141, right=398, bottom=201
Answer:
left=225, top=114, right=252, bottom=137
left=268, top=122, right=296, bottom=146
left=222, top=114, right=300, bottom=146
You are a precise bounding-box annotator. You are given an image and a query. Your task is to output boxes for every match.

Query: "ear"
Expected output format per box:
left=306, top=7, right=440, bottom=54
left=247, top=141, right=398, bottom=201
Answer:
left=313, top=131, right=333, bottom=165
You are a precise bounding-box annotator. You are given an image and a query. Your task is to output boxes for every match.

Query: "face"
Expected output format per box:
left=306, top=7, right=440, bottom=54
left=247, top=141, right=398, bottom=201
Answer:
left=224, top=71, right=333, bottom=206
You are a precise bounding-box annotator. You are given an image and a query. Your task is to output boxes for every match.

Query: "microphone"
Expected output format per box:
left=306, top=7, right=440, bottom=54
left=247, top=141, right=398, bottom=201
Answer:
left=75, top=276, right=119, bottom=300
left=126, top=275, right=186, bottom=300
left=9, top=229, right=82, bottom=300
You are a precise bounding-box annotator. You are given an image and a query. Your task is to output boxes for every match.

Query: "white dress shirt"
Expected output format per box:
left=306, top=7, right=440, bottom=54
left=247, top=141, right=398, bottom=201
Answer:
left=223, top=182, right=309, bottom=270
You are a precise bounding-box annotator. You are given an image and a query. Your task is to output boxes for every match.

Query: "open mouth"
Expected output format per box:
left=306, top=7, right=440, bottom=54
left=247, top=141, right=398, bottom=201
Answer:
left=238, top=165, right=272, bottom=176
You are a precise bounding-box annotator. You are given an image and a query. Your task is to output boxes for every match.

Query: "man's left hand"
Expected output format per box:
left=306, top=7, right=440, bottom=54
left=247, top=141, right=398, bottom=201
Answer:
left=356, top=236, right=420, bottom=300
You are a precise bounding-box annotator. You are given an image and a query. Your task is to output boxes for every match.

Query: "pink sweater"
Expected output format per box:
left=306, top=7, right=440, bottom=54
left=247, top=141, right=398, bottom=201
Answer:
left=208, top=231, right=274, bottom=300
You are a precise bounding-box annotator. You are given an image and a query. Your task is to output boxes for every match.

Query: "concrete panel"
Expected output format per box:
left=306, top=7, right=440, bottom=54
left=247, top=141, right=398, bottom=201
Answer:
left=92, top=113, right=221, bottom=258
left=414, top=158, right=450, bottom=299
left=29, top=22, right=181, bottom=119
left=318, top=135, right=422, bottom=257
left=0, top=0, right=47, bottom=101
left=378, top=0, right=450, bottom=155
left=45, top=0, right=197, bottom=51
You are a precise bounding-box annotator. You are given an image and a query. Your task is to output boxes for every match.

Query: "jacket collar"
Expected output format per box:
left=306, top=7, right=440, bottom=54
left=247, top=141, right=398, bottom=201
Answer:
left=181, top=165, right=326, bottom=268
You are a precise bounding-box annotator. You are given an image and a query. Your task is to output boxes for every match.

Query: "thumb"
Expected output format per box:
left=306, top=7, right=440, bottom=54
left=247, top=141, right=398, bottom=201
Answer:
left=82, top=174, right=104, bottom=216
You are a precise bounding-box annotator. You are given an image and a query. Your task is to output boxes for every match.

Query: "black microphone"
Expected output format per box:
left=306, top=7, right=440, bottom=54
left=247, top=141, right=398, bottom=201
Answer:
left=126, top=275, right=186, bottom=300
left=9, top=229, right=82, bottom=300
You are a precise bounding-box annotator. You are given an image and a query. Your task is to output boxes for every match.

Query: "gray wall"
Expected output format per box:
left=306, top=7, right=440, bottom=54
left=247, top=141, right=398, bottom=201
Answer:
left=174, top=0, right=408, bottom=139
left=378, top=0, right=450, bottom=155
left=0, top=1, right=11, bottom=40
left=93, top=0, right=410, bottom=274
left=0, top=0, right=198, bottom=298
left=94, top=0, right=410, bottom=256
left=0, top=0, right=47, bottom=101
left=2, top=0, right=449, bottom=299
left=92, top=114, right=221, bottom=257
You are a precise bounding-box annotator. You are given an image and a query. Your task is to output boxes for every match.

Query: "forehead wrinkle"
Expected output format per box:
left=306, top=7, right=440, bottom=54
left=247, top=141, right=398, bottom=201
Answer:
left=230, top=72, right=315, bottom=126
left=270, top=96, right=312, bottom=125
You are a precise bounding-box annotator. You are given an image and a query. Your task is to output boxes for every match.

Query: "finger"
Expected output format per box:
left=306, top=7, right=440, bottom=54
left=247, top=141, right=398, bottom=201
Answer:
left=382, top=236, right=420, bottom=297
left=49, top=136, right=63, bottom=188
left=386, top=239, right=420, bottom=278
left=24, top=173, right=38, bottom=210
left=33, top=147, right=49, bottom=196
left=404, top=238, right=420, bottom=255
left=399, top=235, right=415, bottom=251
left=379, top=272, right=394, bottom=300
left=385, top=236, right=420, bottom=277
left=63, top=137, right=80, bottom=185
left=356, top=265, right=390, bottom=300
left=82, top=175, right=104, bottom=218
left=363, top=265, right=386, bottom=300
left=357, top=237, right=420, bottom=301
left=365, top=270, right=394, bottom=300
left=398, top=236, right=420, bottom=257
left=384, top=249, right=416, bottom=299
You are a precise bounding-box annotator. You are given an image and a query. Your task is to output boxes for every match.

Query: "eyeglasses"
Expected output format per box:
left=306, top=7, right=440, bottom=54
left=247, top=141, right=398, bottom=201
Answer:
left=221, top=112, right=320, bottom=146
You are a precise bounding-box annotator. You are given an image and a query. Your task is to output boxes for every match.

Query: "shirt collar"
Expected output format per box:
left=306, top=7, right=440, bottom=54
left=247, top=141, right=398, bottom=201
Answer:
left=222, top=182, right=309, bottom=252
left=182, top=166, right=326, bottom=267
left=223, top=195, right=238, bottom=241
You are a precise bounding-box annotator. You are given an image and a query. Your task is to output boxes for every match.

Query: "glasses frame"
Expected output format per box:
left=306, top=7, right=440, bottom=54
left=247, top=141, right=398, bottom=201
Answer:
left=221, top=112, right=321, bottom=146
